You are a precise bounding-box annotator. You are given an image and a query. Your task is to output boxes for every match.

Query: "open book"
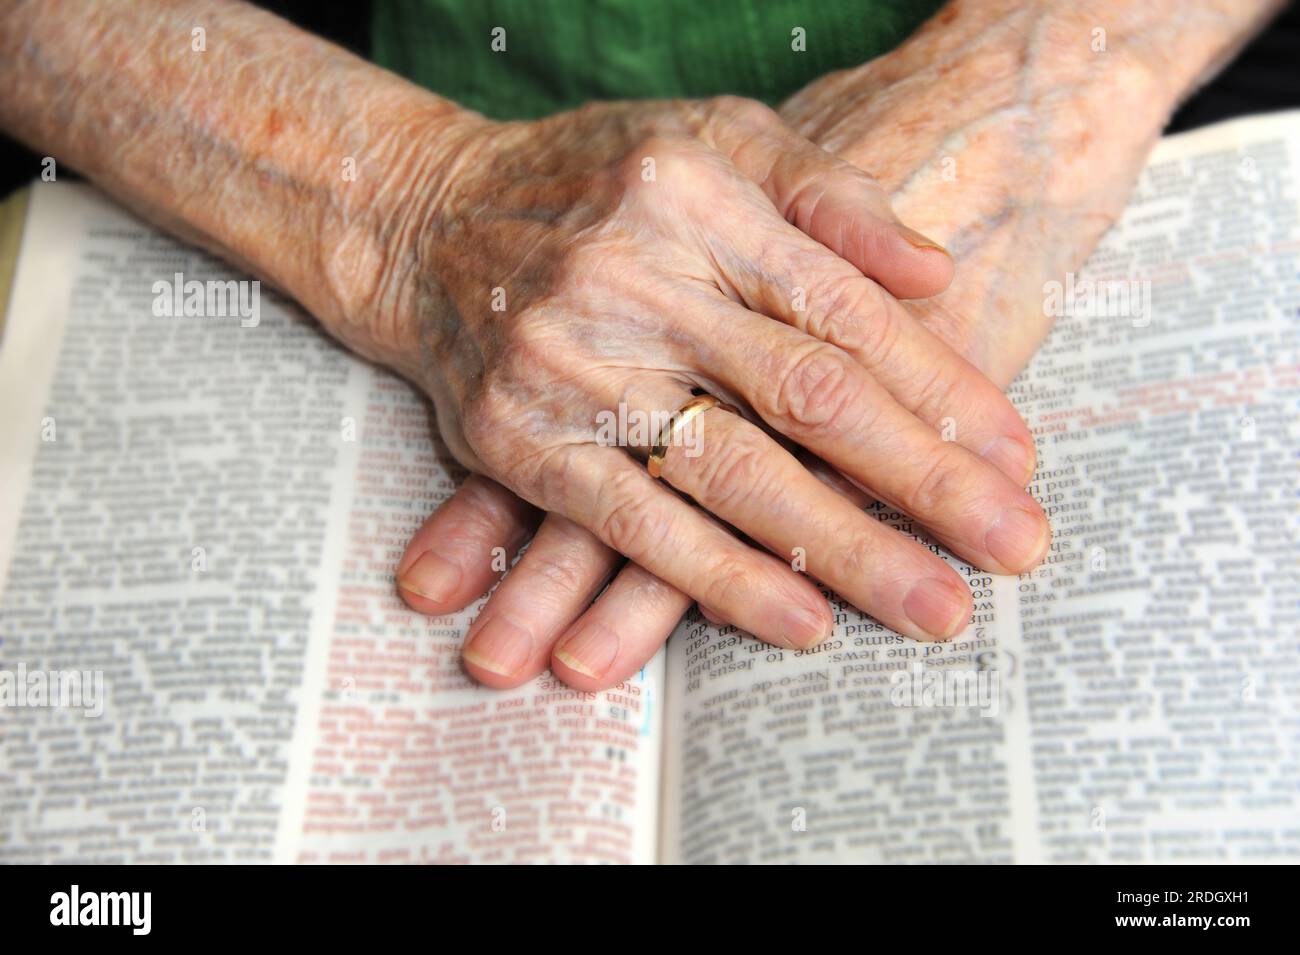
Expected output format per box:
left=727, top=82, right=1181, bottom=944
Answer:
left=1, top=112, right=1297, bottom=864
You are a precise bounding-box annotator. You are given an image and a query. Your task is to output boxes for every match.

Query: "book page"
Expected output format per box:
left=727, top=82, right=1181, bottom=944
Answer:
left=275, top=364, right=663, bottom=865
left=660, top=112, right=1300, bottom=864
left=0, top=184, right=661, bottom=864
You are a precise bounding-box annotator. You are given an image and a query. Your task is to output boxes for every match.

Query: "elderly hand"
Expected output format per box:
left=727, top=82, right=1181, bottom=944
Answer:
left=402, top=0, right=1281, bottom=691
left=382, top=95, right=1047, bottom=684
left=0, top=0, right=1048, bottom=690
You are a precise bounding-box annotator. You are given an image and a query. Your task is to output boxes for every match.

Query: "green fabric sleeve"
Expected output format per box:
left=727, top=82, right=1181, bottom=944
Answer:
left=371, top=0, right=943, bottom=120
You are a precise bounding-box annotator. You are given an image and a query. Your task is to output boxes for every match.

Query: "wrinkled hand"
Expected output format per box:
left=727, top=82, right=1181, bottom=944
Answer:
left=779, top=4, right=1176, bottom=387
left=396, top=6, right=1196, bottom=694
left=382, top=95, right=1047, bottom=688
left=0, top=0, right=1261, bottom=697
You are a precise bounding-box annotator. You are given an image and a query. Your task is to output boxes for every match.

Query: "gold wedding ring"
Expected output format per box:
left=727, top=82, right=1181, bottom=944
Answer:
left=646, top=393, right=737, bottom=479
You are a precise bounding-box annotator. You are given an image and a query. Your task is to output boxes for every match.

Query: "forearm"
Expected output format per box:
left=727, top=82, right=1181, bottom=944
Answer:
left=0, top=0, right=476, bottom=371
left=885, top=0, right=1280, bottom=107
left=780, top=0, right=1285, bottom=386
left=876, top=0, right=1276, bottom=154
left=1088, top=0, right=1284, bottom=105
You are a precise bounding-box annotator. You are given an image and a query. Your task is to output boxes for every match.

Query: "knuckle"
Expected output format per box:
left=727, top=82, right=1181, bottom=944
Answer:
left=899, top=441, right=971, bottom=517
left=855, top=298, right=904, bottom=368
left=527, top=544, right=597, bottom=601
left=839, top=534, right=877, bottom=583
left=753, top=238, right=819, bottom=293
left=594, top=469, right=670, bottom=563
left=527, top=442, right=581, bottom=504
left=486, top=311, right=594, bottom=408
left=697, top=555, right=759, bottom=613
left=462, top=393, right=566, bottom=495
left=709, top=95, right=780, bottom=130
left=462, top=326, right=588, bottom=487
left=460, top=388, right=518, bottom=462
left=619, top=134, right=700, bottom=189
left=769, top=343, right=868, bottom=435
left=683, top=424, right=772, bottom=515
left=837, top=532, right=910, bottom=596
left=909, top=362, right=966, bottom=428
left=553, top=238, right=625, bottom=292
left=809, top=272, right=888, bottom=354
left=495, top=312, right=566, bottom=376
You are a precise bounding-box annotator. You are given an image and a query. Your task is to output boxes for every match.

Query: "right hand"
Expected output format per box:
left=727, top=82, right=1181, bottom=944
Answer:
left=373, top=97, right=1047, bottom=683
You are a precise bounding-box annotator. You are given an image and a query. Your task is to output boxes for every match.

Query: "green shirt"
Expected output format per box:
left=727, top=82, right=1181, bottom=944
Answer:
left=372, top=0, right=943, bottom=119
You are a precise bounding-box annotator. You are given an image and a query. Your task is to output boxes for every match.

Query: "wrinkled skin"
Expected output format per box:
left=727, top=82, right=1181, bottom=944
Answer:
left=0, top=0, right=1050, bottom=691
left=395, top=8, right=1199, bottom=691
left=781, top=8, right=1174, bottom=387
left=0, top=0, right=1274, bottom=693
left=384, top=95, right=1052, bottom=678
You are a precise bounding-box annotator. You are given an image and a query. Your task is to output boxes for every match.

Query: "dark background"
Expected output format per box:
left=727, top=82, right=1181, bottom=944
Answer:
left=1, top=1, right=1298, bottom=200
left=1, top=865, right=1286, bottom=940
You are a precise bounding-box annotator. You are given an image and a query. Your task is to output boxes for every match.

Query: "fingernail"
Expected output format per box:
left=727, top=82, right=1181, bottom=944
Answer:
left=397, top=551, right=462, bottom=603
left=781, top=605, right=831, bottom=649
left=897, top=224, right=951, bottom=258
left=463, top=615, right=533, bottom=677
left=985, top=508, right=1050, bottom=572
left=984, top=435, right=1037, bottom=486
left=554, top=622, right=620, bottom=678
left=903, top=578, right=970, bottom=639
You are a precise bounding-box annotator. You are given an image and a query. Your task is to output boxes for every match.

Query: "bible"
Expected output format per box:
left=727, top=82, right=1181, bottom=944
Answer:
left=1, top=111, right=1296, bottom=863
